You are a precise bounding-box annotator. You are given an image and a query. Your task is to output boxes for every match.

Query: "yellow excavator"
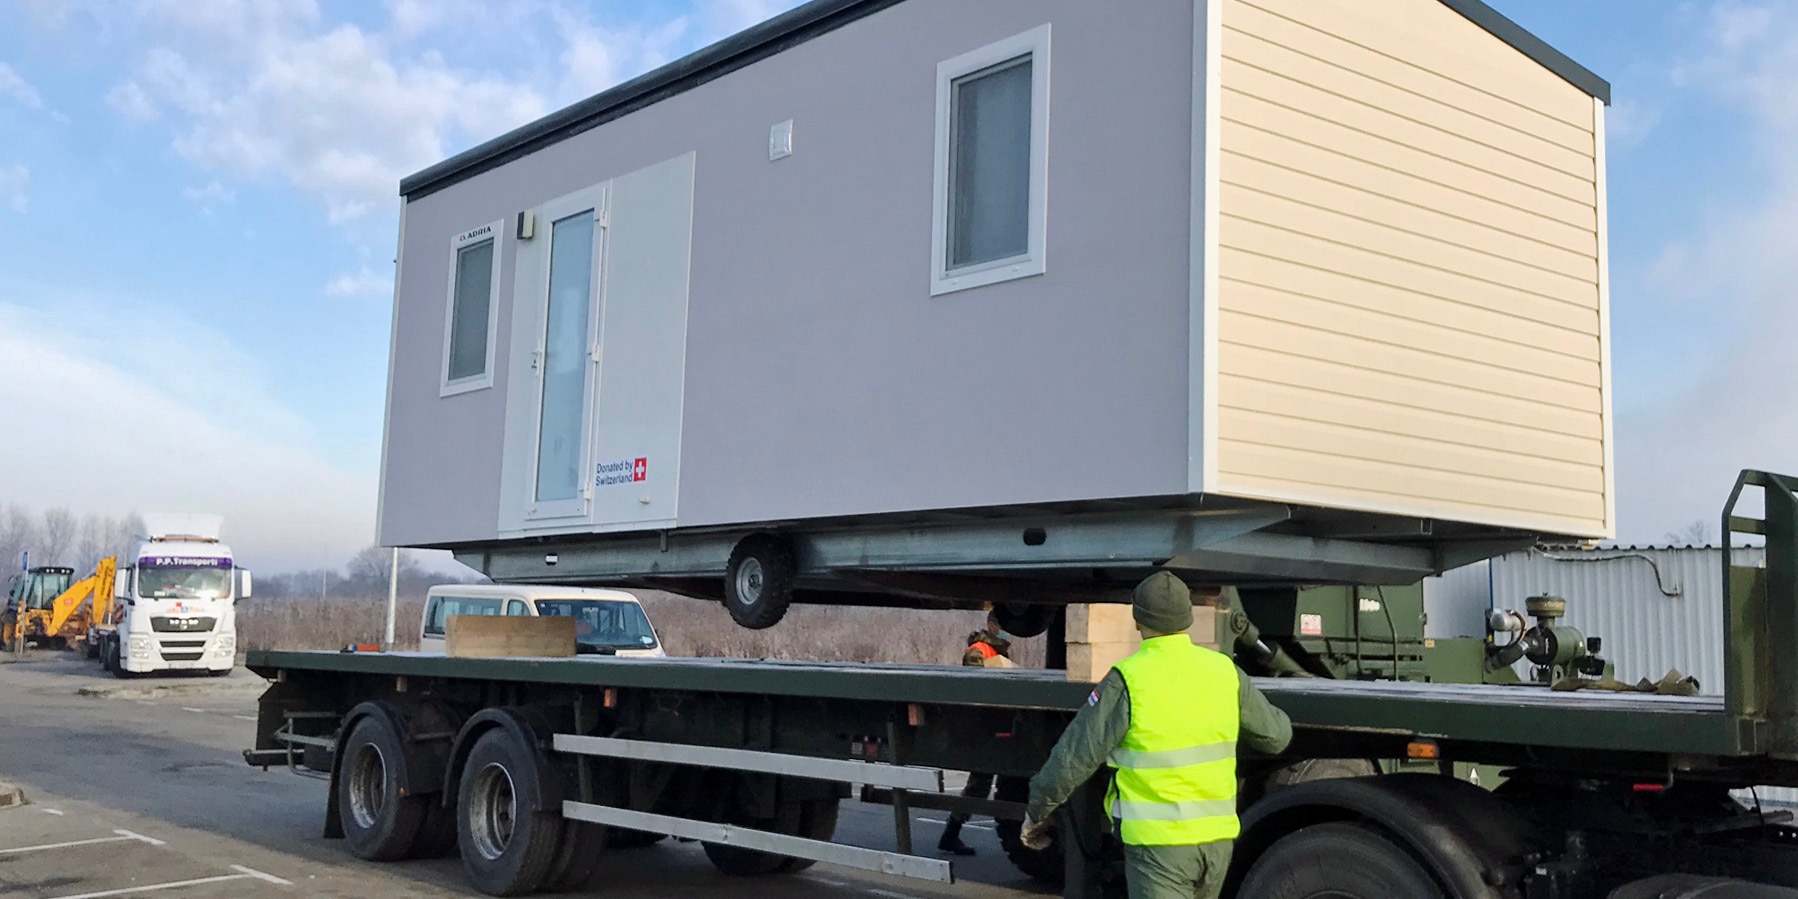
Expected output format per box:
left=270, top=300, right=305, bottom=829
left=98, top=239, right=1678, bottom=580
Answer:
left=3, top=557, right=117, bottom=653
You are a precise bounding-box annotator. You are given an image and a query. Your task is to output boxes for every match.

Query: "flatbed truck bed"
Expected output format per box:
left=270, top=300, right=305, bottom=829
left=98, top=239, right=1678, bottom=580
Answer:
left=243, top=472, right=1798, bottom=898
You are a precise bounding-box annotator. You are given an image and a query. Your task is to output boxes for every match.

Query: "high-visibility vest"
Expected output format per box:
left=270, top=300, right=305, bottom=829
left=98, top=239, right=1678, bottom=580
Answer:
left=1107, top=635, right=1241, bottom=845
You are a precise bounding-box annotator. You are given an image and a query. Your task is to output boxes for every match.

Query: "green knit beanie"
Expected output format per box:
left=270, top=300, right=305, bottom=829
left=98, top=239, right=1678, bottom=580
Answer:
left=1133, top=571, right=1193, bottom=634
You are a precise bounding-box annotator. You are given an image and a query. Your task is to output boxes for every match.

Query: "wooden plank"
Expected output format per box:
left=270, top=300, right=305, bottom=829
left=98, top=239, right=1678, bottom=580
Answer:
left=446, top=615, right=576, bottom=658
left=1065, top=604, right=1138, bottom=644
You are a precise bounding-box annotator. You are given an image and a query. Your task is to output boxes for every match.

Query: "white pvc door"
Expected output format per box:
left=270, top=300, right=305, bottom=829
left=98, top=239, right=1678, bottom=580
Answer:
left=526, top=187, right=606, bottom=522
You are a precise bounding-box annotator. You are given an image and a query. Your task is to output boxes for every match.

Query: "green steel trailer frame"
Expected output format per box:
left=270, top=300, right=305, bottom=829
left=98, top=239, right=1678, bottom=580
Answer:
left=246, top=471, right=1798, bottom=898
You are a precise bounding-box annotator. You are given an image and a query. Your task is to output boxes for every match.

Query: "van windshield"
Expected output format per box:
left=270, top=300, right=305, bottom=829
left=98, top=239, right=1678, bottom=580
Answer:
left=534, top=599, right=657, bottom=650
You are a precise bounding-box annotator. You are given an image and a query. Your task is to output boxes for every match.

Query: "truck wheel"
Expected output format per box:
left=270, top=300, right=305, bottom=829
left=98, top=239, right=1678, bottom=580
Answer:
left=541, top=820, right=607, bottom=892
left=411, top=799, right=459, bottom=858
left=106, top=640, right=137, bottom=679
left=1236, top=822, right=1444, bottom=899
left=337, top=717, right=427, bottom=861
left=774, top=797, right=839, bottom=873
left=723, top=535, right=796, bottom=630
left=702, top=798, right=805, bottom=876
left=995, top=775, right=1063, bottom=883
left=457, top=729, right=561, bottom=896
left=994, top=604, right=1054, bottom=639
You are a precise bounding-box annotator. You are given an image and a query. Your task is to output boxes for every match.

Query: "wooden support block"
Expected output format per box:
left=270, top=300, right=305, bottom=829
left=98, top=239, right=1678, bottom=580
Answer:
left=446, top=615, right=577, bottom=658
left=1064, top=603, right=1138, bottom=643
left=1065, top=641, right=1139, bottom=684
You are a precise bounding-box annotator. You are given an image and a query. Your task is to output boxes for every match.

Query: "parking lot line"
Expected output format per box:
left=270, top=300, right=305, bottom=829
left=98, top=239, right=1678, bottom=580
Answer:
left=51, top=874, right=250, bottom=899
left=113, top=829, right=166, bottom=846
left=229, top=865, right=292, bottom=886
left=0, top=835, right=136, bottom=855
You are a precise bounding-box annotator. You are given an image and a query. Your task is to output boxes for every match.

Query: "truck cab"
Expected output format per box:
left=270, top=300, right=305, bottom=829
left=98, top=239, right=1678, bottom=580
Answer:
left=99, top=514, right=248, bottom=678
left=420, top=585, right=663, bottom=657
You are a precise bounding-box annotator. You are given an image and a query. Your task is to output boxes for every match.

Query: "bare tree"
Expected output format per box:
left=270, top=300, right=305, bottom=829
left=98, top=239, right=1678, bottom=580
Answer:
left=39, top=507, right=77, bottom=565
left=0, top=504, right=36, bottom=573
left=346, top=544, right=425, bottom=591
left=1664, top=519, right=1714, bottom=546
left=75, top=515, right=108, bottom=574
left=107, top=513, right=145, bottom=564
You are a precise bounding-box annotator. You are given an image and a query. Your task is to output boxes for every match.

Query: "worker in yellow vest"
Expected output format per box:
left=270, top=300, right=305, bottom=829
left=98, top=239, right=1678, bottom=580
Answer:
left=1022, top=572, right=1292, bottom=898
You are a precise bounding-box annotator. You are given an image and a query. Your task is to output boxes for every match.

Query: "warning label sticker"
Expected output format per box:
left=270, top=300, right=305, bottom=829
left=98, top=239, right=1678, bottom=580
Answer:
left=595, top=457, right=648, bottom=487
left=1299, top=613, right=1323, bottom=636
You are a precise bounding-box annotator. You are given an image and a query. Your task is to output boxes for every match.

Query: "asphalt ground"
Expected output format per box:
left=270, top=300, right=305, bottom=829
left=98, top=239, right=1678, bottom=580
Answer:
left=0, top=654, right=1055, bottom=899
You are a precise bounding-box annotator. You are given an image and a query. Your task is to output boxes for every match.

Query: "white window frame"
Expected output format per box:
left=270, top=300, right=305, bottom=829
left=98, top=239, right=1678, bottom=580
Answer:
left=440, top=218, right=506, bottom=396
left=930, top=23, right=1051, bottom=297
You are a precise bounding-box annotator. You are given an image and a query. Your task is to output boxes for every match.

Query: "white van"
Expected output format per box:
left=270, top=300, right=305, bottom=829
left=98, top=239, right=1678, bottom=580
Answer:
left=420, top=585, right=665, bottom=657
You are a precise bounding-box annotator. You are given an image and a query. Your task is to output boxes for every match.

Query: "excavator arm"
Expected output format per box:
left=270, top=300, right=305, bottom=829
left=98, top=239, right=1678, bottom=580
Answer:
left=46, top=557, right=116, bottom=638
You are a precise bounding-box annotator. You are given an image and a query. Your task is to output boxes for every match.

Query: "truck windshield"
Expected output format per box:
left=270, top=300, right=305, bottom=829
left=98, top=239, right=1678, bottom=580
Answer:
left=534, top=600, right=657, bottom=650
left=138, top=562, right=232, bottom=600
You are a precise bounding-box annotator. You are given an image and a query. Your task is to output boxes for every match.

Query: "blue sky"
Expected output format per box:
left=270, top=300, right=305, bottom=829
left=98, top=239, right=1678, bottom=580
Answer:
left=0, top=0, right=1793, bottom=569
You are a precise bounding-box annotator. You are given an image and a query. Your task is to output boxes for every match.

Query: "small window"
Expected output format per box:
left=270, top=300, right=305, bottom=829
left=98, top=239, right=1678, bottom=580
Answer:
left=423, top=595, right=503, bottom=635
left=506, top=599, right=530, bottom=616
left=931, top=25, right=1050, bottom=297
left=441, top=219, right=505, bottom=396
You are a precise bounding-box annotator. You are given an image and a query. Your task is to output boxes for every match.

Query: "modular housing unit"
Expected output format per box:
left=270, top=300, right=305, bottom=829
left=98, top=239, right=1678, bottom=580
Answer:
left=376, top=0, right=1614, bottom=605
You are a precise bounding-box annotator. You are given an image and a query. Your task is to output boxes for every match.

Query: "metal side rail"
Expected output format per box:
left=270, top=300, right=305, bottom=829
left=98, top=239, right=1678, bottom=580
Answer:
left=554, top=733, right=956, bottom=882
left=562, top=802, right=953, bottom=882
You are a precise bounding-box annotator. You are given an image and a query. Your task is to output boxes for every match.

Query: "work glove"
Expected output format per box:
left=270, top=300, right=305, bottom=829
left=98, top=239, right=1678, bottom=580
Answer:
left=1020, top=812, right=1052, bottom=850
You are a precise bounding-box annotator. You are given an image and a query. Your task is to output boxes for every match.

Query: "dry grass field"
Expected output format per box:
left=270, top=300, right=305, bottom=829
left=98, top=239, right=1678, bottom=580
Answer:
left=237, top=589, right=1047, bottom=667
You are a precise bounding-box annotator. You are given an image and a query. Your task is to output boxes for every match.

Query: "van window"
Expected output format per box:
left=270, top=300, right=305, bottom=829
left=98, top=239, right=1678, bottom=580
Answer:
left=424, top=596, right=505, bottom=636
left=534, top=599, right=658, bottom=650
left=506, top=599, right=530, bottom=616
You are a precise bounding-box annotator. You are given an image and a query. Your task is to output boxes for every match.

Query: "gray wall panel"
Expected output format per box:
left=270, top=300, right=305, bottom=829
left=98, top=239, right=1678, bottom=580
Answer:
left=381, top=0, right=1198, bottom=546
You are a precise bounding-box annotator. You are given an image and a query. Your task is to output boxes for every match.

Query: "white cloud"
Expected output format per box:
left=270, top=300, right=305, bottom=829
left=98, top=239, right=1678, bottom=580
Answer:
left=700, top=0, right=800, bottom=38
left=0, top=164, right=29, bottom=213
left=556, top=12, right=691, bottom=102
left=325, top=267, right=394, bottom=299
left=106, top=81, right=158, bottom=121
left=0, top=302, right=375, bottom=570
left=0, top=62, right=44, bottom=109
left=1605, top=97, right=1662, bottom=149
left=1613, top=1, right=1798, bottom=542
left=182, top=180, right=235, bottom=207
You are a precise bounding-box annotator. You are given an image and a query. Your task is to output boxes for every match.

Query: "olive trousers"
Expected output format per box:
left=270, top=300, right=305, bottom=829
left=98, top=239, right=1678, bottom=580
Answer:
left=1123, top=840, right=1232, bottom=899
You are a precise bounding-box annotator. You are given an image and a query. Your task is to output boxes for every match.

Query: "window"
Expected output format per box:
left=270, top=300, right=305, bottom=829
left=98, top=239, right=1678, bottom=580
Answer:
left=506, top=599, right=530, bottom=616
left=423, top=595, right=504, bottom=636
left=931, top=24, right=1050, bottom=297
left=441, top=219, right=505, bottom=396
left=535, top=599, right=659, bottom=651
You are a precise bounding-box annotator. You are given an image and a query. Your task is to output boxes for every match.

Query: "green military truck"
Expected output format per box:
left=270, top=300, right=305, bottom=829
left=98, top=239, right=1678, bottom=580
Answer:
left=245, top=470, right=1798, bottom=898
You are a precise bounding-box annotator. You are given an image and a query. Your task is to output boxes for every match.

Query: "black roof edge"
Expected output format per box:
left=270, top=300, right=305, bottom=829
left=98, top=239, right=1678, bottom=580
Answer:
left=400, top=0, right=1608, bottom=201
left=399, top=0, right=900, bottom=200
left=1439, top=0, right=1611, bottom=105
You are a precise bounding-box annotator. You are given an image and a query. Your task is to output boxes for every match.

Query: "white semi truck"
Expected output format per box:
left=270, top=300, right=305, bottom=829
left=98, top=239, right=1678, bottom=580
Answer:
left=94, top=513, right=249, bottom=678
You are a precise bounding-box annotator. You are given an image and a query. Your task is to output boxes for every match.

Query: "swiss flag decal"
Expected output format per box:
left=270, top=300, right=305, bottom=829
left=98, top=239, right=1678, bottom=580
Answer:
left=632, top=458, right=648, bottom=482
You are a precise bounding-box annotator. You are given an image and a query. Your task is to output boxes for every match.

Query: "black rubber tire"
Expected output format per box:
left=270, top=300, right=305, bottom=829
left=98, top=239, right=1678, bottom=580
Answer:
left=774, top=798, right=840, bottom=873
left=106, top=640, right=137, bottom=679
left=701, top=798, right=805, bottom=876
left=83, top=638, right=99, bottom=660
left=993, top=603, right=1055, bottom=639
left=457, top=729, right=562, bottom=896
left=207, top=667, right=233, bottom=678
left=1235, top=821, right=1445, bottom=899
left=994, top=776, right=1064, bottom=883
left=411, top=798, right=460, bottom=859
left=336, top=717, right=427, bottom=861
left=604, top=828, right=665, bottom=849
left=723, top=534, right=797, bottom=630
left=541, top=819, right=607, bottom=892
left=1263, top=758, right=1379, bottom=792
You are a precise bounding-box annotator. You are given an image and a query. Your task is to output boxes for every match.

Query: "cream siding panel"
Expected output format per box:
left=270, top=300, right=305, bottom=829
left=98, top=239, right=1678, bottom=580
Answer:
left=1215, top=0, right=1606, bottom=538
left=1237, top=0, right=1593, bottom=127
left=1225, top=2, right=1592, bottom=151
left=1222, top=250, right=1599, bottom=361
left=1224, top=378, right=1604, bottom=466
left=1223, top=94, right=1595, bottom=230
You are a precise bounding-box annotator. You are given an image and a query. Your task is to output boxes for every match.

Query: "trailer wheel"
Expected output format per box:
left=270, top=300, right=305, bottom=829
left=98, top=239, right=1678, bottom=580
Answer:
left=541, top=820, right=607, bottom=892
left=702, top=798, right=806, bottom=876
left=1236, top=822, right=1444, bottom=899
left=457, top=729, right=561, bottom=896
left=993, top=604, right=1054, bottom=639
left=775, top=798, right=840, bottom=873
left=995, top=775, right=1064, bottom=883
left=724, top=535, right=796, bottom=630
left=337, top=717, right=427, bottom=861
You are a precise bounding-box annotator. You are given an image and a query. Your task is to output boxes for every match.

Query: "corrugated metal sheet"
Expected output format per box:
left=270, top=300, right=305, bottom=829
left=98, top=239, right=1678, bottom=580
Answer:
left=1429, top=545, right=1794, bottom=807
